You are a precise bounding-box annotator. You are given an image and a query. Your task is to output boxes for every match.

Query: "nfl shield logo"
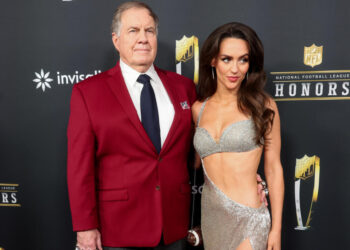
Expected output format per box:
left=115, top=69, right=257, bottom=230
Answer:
left=304, top=44, right=323, bottom=68
left=176, top=35, right=196, bottom=63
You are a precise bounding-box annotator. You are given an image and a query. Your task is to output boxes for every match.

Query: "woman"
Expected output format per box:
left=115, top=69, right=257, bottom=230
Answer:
left=192, top=22, right=284, bottom=250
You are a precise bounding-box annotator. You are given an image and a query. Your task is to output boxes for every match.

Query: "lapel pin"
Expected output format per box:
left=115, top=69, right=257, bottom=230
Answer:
left=180, top=101, right=190, bottom=110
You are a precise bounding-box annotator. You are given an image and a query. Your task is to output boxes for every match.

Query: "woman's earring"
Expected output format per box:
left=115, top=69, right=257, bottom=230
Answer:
left=246, top=72, right=249, bottom=81
left=211, top=67, right=215, bottom=80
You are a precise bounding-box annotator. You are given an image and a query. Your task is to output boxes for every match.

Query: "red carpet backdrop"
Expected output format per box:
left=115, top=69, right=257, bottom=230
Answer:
left=1, top=0, right=349, bottom=249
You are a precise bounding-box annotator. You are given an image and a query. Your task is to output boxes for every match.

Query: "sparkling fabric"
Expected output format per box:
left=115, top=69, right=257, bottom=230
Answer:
left=201, top=165, right=271, bottom=250
left=193, top=99, right=270, bottom=249
left=193, top=99, right=260, bottom=159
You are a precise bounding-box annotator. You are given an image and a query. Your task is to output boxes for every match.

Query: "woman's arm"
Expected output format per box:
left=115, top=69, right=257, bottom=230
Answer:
left=264, top=99, right=284, bottom=250
left=192, top=100, right=203, bottom=169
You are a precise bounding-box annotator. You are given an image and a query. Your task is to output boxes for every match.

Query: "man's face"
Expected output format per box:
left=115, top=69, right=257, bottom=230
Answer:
left=113, top=7, right=157, bottom=72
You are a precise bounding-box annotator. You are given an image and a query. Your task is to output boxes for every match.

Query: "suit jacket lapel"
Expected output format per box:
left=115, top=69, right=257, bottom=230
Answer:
left=106, top=63, right=157, bottom=154
left=156, top=67, right=182, bottom=154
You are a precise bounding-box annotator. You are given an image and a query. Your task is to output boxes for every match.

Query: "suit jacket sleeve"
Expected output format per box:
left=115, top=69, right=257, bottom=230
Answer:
left=67, top=85, right=99, bottom=231
left=189, top=80, right=197, bottom=105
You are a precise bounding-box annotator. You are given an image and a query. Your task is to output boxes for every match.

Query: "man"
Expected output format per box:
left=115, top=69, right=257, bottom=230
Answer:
left=67, top=2, right=196, bottom=249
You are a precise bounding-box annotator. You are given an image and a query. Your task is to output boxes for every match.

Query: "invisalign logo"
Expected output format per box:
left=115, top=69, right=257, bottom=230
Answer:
left=32, top=69, right=101, bottom=92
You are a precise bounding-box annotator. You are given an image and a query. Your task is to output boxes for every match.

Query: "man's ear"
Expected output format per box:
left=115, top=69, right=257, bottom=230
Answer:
left=112, top=32, right=119, bottom=51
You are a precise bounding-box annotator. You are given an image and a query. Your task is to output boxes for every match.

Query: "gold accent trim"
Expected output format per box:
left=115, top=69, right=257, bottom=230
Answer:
left=305, top=157, right=320, bottom=226
left=0, top=204, right=21, bottom=207
left=0, top=190, right=17, bottom=192
left=271, top=70, right=350, bottom=74
left=273, top=79, right=350, bottom=83
left=193, top=37, right=199, bottom=84
left=275, top=97, right=350, bottom=101
left=0, top=183, right=19, bottom=187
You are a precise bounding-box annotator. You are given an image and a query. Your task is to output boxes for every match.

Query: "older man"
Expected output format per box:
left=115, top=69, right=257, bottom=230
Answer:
left=67, top=1, right=196, bottom=250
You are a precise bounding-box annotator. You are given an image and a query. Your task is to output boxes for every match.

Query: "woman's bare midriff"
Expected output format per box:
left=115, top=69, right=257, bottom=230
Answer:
left=202, top=146, right=263, bottom=208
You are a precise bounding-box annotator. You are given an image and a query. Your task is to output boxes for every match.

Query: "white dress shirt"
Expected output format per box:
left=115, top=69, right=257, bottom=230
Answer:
left=120, top=59, right=175, bottom=147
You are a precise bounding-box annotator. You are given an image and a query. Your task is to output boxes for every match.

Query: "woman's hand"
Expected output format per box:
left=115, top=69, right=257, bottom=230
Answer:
left=267, top=229, right=281, bottom=250
left=257, top=174, right=268, bottom=206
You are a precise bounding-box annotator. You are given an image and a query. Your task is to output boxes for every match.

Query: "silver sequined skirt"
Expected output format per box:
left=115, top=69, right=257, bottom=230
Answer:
left=201, top=168, right=271, bottom=250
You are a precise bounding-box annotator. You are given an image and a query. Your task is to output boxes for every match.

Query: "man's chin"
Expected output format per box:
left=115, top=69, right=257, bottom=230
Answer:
left=133, top=58, right=154, bottom=67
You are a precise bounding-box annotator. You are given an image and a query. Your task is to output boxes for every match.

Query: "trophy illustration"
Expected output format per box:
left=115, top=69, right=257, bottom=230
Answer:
left=294, top=155, right=320, bottom=230
left=176, top=35, right=199, bottom=84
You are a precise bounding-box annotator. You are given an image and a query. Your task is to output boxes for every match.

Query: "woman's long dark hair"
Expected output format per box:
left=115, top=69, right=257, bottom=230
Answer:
left=198, top=22, right=274, bottom=144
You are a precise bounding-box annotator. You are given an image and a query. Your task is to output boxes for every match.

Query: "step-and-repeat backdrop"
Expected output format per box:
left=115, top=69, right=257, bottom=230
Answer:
left=1, top=0, right=349, bottom=249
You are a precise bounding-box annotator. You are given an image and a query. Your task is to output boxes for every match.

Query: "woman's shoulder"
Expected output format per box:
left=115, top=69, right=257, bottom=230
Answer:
left=192, top=100, right=205, bottom=125
left=192, top=100, right=204, bottom=111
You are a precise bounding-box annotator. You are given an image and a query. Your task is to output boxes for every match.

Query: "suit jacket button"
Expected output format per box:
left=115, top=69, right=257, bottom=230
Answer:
left=155, top=185, right=160, bottom=191
left=158, top=157, right=162, bottom=162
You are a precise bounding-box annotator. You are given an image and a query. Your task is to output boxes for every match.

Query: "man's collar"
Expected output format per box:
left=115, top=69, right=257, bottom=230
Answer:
left=120, top=59, right=157, bottom=86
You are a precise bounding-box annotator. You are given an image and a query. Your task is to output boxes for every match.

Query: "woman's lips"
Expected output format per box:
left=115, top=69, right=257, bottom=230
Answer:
left=227, top=76, right=239, bottom=82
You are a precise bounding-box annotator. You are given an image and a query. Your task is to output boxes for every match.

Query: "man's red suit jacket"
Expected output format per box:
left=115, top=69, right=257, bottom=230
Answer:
left=67, top=63, right=197, bottom=247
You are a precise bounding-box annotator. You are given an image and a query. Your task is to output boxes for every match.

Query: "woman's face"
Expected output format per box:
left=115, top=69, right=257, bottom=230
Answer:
left=212, top=37, right=250, bottom=93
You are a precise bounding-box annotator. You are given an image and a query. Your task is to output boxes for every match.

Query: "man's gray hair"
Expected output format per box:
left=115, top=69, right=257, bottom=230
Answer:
left=111, top=1, right=159, bottom=36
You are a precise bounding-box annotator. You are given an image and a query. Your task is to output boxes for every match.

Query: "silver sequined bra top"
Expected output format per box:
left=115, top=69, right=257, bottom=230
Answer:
left=193, top=98, right=260, bottom=158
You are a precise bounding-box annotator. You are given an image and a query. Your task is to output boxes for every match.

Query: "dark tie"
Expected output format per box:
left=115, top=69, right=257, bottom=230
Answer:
left=137, top=74, right=161, bottom=153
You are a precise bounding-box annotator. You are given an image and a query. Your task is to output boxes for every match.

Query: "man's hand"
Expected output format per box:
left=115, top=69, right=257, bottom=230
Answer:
left=257, top=174, right=268, bottom=206
left=76, top=229, right=102, bottom=250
